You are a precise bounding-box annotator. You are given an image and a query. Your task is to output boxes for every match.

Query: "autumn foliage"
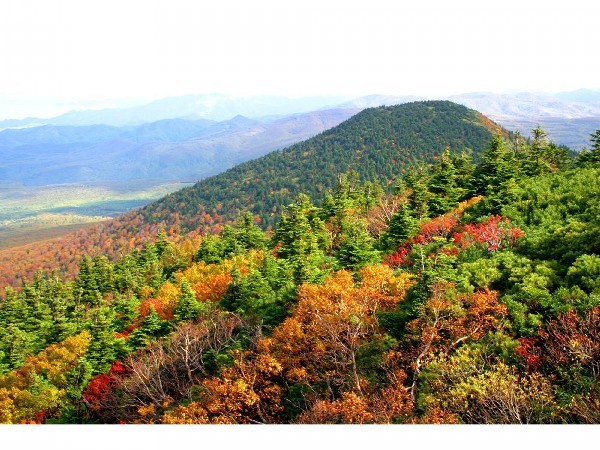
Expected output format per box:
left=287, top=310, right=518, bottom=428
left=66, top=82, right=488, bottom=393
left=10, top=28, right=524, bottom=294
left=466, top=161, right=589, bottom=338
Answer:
left=0, top=132, right=598, bottom=424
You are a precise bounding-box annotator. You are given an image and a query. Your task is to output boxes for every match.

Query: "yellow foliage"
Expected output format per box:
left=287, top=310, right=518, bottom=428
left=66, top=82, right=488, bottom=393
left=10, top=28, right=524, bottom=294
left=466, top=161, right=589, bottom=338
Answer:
left=156, top=281, right=181, bottom=313
left=0, top=332, right=90, bottom=424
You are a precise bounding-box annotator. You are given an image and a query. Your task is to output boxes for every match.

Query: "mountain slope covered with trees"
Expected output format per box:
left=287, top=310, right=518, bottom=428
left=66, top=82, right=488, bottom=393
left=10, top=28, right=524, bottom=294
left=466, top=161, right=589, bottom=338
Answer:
left=0, top=110, right=597, bottom=423
left=0, top=101, right=502, bottom=287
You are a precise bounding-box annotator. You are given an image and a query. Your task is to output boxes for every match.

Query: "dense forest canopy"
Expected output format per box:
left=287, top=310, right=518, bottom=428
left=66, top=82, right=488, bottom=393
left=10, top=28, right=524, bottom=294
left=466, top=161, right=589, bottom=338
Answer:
left=0, top=105, right=598, bottom=424
left=0, top=101, right=501, bottom=288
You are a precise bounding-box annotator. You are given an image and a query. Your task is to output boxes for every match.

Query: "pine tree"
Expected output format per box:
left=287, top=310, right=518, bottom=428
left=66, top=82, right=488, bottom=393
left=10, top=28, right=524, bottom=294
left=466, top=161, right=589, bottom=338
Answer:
left=336, top=217, right=381, bottom=271
left=427, top=148, right=466, bottom=215
left=379, top=202, right=419, bottom=252
left=404, top=165, right=431, bottom=220
left=75, top=256, right=102, bottom=306
left=129, top=306, right=171, bottom=349
left=272, top=195, right=330, bottom=283
left=84, top=306, right=126, bottom=374
left=174, top=278, right=203, bottom=322
left=577, top=129, right=600, bottom=166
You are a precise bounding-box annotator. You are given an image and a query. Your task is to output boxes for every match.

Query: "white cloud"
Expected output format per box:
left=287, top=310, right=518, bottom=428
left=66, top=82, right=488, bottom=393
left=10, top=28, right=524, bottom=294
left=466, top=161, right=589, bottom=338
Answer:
left=0, top=0, right=598, bottom=118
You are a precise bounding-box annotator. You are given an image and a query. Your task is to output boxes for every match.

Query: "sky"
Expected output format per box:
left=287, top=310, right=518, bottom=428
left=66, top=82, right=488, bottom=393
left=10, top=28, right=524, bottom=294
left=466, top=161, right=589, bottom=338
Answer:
left=0, top=0, right=599, bottom=119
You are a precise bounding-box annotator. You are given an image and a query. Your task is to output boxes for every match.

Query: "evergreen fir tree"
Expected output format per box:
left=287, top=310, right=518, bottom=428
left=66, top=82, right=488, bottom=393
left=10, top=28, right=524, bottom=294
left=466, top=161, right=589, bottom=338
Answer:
left=336, top=217, right=381, bottom=270
left=128, top=306, right=171, bottom=349
left=173, top=278, right=203, bottom=322
left=379, top=201, right=419, bottom=252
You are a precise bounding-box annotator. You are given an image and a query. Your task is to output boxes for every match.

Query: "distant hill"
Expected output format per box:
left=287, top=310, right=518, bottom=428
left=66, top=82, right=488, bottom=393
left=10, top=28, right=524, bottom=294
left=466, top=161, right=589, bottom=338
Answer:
left=0, top=94, right=351, bottom=128
left=0, top=108, right=359, bottom=185
left=141, top=100, right=501, bottom=230
left=0, top=100, right=501, bottom=287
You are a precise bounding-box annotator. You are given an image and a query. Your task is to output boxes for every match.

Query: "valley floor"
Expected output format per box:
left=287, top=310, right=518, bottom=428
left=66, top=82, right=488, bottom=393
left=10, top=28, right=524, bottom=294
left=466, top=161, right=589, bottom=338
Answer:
left=0, top=180, right=192, bottom=249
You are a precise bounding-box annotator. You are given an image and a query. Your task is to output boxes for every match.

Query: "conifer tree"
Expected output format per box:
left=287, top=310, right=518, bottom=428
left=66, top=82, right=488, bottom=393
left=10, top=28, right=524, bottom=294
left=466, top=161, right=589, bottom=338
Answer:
left=272, top=195, right=329, bottom=283
left=75, top=256, right=101, bottom=306
left=84, top=307, right=126, bottom=374
left=174, top=278, right=202, bottom=322
left=379, top=202, right=419, bottom=252
left=129, top=306, right=171, bottom=349
left=427, top=148, right=465, bottom=215
left=577, top=129, right=600, bottom=166
left=336, top=217, right=381, bottom=270
left=403, top=165, right=431, bottom=220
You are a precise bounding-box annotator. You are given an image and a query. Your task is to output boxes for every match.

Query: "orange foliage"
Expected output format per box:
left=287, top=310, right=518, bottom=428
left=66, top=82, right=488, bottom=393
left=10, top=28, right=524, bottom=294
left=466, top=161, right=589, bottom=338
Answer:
left=161, top=349, right=284, bottom=424
left=297, top=368, right=414, bottom=424
left=404, top=281, right=507, bottom=398
left=269, top=266, right=412, bottom=392
left=0, top=206, right=228, bottom=293
left=138, top=297, right=173, bottom=322
left=192, top=273, right=233, bottom=303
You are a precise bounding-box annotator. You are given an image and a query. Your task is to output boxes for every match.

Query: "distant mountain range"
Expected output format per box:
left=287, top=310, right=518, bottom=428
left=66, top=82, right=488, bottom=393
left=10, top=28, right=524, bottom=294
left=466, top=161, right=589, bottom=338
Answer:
left=0, top=108, right=359, bottom=185
left=1, top=91, right=598, bottom=151
left=0, top=94, right=352, bottom=128
left=449, top=91, right=600, bottom=150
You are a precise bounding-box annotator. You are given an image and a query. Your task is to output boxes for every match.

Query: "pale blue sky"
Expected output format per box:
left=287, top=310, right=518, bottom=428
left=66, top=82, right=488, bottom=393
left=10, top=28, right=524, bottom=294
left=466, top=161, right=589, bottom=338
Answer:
left=0, top=0, right=599, bottom=119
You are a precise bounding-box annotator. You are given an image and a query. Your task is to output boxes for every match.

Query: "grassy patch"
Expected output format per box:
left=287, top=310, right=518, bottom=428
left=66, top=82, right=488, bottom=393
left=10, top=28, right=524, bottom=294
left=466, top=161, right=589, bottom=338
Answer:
left=0, top=180, right=192, bottom=249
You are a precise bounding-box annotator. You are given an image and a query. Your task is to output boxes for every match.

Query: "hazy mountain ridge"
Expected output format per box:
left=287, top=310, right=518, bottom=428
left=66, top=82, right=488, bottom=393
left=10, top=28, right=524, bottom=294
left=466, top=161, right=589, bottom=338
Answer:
left=1, top=90, right=598, bottom=150
left=0, top=94, right=352, bottom=129
left=448, top=92, right=600, bottom=150
left=0, top=108, right=359, bottom=185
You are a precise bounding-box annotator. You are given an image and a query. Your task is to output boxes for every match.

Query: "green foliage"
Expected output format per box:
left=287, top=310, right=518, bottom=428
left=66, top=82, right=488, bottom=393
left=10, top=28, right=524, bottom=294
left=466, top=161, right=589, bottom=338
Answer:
left=83, top=307, right=127, bottom=374
left=173, top=278, right=203, bottom=322
left=194, top=213, right=268, bottom=264
left=271, top=194, right=331, bottom=283
left=140, top=101, right=495, bottom=232
left=576, top=129, right=600, bottom=167
left=378, top=202, right=419, bottom=252
left=503, top=167, right=600, bottom=268
left=336, top=216, right=381, bottom=271
left=221, top=255, right=295, bottom=329
left=128, top=306, right=171, bottom=349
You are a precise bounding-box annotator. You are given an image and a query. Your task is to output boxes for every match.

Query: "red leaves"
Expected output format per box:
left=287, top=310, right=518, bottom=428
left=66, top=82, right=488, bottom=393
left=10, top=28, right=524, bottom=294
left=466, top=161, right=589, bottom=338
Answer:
left=452, top=215, right=524, bottom=252
left=516, top=307, right=600, bottom=376
left=413, top=214, right=458, bottom=245
left=110, top=361, right=127, bottom=375
left=82, top=374, right=112, bottom=410
left=386, top=212, right=524, bottom=269
left=82, top=361, right=128, bottom=411
left=385, top=246, right=411, bottom=268
left=516, top=337, right=542, bottom=371
left=138, top=298, right=172, bottom=321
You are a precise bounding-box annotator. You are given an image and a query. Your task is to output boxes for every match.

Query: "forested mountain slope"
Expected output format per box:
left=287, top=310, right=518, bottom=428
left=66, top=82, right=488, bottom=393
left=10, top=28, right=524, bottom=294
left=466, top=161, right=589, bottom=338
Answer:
left=0, top=101, right=499, bottom=288
left=140, top=100, right=501, bottom=231
left=0, top=127, right=597, bottom=424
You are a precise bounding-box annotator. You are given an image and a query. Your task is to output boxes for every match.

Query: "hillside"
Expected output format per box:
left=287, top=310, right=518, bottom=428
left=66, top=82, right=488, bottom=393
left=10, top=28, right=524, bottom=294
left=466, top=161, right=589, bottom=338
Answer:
left=0, top=101, right=500, bottom=288
left=0, top=124, right=597, bottom=424
left=0, top=109, right=358, bottom=186
left=140, top=101, right=501, bottom=230
left=0, top=108, right=358, bottom=249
